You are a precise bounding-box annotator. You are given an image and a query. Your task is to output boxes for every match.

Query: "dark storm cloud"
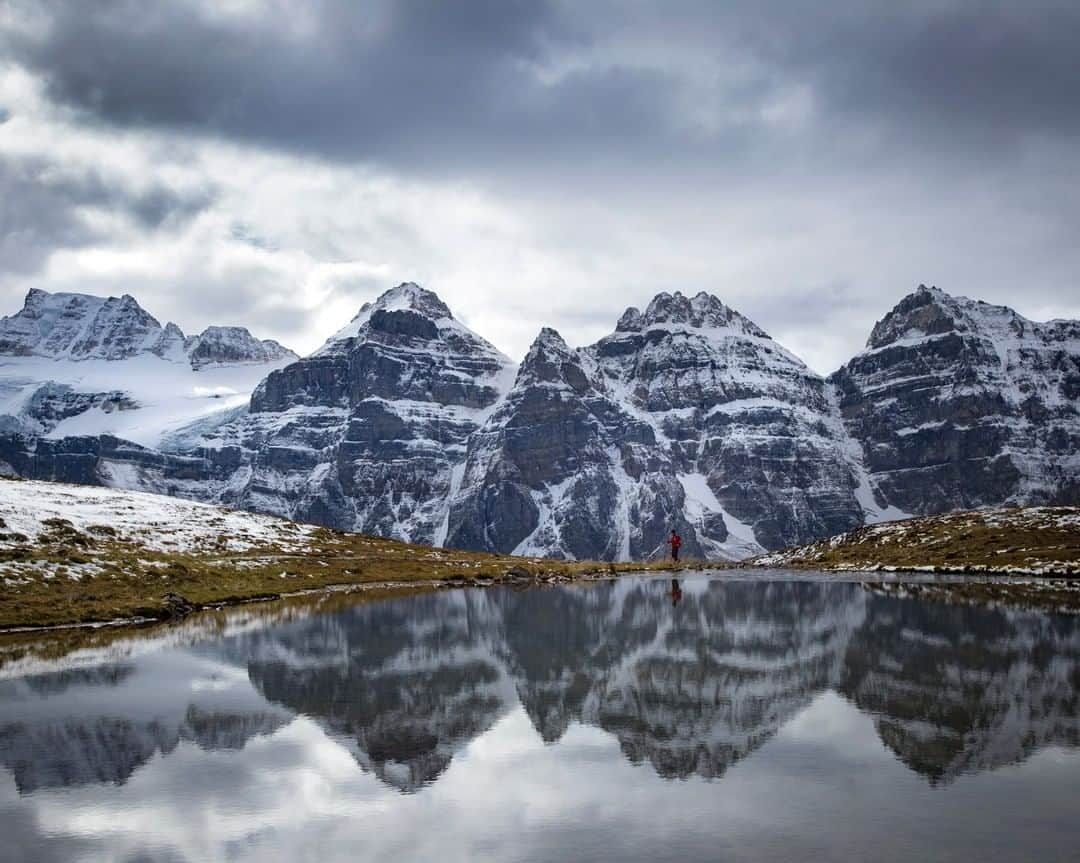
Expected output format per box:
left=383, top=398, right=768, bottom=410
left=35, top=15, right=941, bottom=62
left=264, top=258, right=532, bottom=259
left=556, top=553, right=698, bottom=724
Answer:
left=745, top=1, right=1080, bottom=147
left=4, top=0, right=650, bottom=170
left=0, top=153, right=216, bottom=277
left=1, top=0, right=1078, bottom=369
left=4, top=0, right=1079, bottom=175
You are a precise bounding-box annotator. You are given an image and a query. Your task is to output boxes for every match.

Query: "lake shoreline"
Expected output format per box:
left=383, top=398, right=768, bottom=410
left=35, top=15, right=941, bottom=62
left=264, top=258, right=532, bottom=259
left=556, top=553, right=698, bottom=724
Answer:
left=0, top=553, right=728, bottom=631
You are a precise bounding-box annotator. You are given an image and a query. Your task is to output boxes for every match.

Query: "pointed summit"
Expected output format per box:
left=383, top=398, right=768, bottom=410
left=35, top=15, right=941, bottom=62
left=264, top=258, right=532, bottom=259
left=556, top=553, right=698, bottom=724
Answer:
left=617, top=291, right=769, bottom=338
left=525, top=326, right=572, bottom=359
left=516, top=327, right=593, bottom=391
left=315, top=281, right=465, bottom=355
left=865, top=283, right=1038, bottom=351
left=866, top=284, right=968, bottom=349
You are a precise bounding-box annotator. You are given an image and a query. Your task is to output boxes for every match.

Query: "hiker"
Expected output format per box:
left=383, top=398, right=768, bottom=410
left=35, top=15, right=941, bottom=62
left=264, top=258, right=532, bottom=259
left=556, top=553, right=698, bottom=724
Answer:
left=667, top=529, right=681, bottom=563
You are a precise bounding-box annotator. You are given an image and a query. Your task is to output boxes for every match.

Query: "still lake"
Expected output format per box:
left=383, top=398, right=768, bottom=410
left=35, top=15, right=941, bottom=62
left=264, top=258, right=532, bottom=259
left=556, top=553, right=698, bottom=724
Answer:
left=1, top=574, right=1078, bottom=862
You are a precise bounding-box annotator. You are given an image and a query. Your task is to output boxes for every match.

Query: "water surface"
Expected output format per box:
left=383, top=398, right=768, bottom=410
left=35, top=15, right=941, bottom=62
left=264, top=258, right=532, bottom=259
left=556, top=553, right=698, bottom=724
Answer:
left=1, top=575, right=1078, bottom=862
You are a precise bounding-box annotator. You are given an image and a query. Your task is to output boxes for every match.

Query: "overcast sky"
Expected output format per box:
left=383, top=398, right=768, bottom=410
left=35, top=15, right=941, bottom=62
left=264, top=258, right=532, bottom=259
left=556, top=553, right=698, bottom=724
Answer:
left=1, top=0, right=1078, bottom=373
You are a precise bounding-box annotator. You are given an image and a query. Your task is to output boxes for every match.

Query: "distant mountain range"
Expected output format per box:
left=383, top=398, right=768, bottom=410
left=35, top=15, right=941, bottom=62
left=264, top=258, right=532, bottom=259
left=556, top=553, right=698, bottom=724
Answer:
left=0, top=281, right=1076, bottom=559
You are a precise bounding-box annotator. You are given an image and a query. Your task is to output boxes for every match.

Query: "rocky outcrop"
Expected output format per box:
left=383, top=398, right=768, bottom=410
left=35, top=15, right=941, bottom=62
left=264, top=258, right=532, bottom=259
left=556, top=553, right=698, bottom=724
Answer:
left=588, top=291, right=865, bottom=551
left=0, top=383, right=138, bottom=436
left=445, top=327, right=646, bottom=558
left=185, top=325, right=294, bottom=368
left=446, top=291, right=866, bottom=557
left=831, top=285, right=1080, bottom=514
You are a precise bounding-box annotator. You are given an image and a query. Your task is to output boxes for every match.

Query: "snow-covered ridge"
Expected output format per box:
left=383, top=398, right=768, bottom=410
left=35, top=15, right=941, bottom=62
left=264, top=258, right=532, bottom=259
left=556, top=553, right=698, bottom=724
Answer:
left=616, top=290, right=769, bottom=339
left=0, top=288, right=296, bottom=368
left=313, top=281, right=485, bottom=358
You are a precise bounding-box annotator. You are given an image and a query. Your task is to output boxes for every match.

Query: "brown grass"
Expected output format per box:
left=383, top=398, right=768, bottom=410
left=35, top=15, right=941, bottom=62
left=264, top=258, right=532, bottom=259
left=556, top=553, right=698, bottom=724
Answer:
left=754, top=506, right=1080, bottom=575
left=0, top=520, right=716, bottom=629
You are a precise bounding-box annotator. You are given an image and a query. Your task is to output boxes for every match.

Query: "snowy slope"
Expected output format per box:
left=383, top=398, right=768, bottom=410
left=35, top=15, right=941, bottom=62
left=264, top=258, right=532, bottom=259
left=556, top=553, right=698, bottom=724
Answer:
left=0, top=289, right=296, bottom=448
left=0, top=477, right=321, bottom=555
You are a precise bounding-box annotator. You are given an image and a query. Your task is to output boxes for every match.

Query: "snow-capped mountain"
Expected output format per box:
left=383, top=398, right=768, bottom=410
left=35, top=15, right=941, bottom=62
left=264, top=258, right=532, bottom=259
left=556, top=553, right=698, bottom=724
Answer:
left=193, top=281, right=518, bottom=541
left=445, top=291, right=863, bottom=558
left=0, top=288, right=294, bottom=367
left=0, top=281, right=1076, bottom=559
left=0, top=289, right=296, bottom=447
left=831, top=285, right=1080, bottom=514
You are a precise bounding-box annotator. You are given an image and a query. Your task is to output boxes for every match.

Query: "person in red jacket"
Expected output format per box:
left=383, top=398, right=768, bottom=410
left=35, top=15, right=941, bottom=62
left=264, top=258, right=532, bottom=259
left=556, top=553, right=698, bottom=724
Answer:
left=667, top=529, right=682, bottom=563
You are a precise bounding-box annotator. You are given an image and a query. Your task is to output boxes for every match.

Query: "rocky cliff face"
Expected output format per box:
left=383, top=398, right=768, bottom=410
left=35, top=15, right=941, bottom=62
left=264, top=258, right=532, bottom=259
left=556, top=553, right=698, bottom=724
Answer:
left=178, top=281, right=519, bottom=543
left=185, top=325, right=294, bottom=368
left=0, top=282, right=1076, bottom=558
left=588, top=291, right=865, bottom=551
left=445, top=291, right=866, bottom=557
left=445, top=327, right=644, bottom=558
left=831, top=285, right=1080, bottom=514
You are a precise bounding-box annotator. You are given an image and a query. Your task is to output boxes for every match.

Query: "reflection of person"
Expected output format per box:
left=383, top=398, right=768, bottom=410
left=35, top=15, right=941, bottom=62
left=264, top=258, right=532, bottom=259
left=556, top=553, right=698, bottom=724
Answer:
left=670, top=578, right=682, bottom=606
left=667, top=529, right=681, bottom=563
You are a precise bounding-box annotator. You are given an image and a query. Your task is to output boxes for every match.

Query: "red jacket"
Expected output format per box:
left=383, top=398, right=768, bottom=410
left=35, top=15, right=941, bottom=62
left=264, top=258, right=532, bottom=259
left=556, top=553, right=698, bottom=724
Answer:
left=668, top=533, right=681, bottom=549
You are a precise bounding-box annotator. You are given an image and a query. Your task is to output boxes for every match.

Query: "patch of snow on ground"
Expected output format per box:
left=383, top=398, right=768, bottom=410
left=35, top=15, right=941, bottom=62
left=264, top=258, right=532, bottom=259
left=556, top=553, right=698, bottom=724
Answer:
left=0, top=478, right=320, bottom=554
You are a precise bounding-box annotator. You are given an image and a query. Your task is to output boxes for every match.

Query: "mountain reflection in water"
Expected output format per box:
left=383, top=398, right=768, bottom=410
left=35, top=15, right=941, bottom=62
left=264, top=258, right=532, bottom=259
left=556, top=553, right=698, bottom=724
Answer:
left=0, top=577, right=1078, bottom=862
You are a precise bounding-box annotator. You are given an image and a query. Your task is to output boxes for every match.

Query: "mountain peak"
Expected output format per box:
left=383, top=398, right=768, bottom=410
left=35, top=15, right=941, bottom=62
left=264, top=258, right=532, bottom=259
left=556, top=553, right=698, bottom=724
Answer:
left=617, top=291, right=769, bottom=338
left=317, top=282, right=458, bottom=352
left=366, top=282, right=452, bottom=321
left=0, top=288, right=162, bottom=360
left=867, top=284, right=990, bottom=349
left=530, top=326, right=571, bottom=354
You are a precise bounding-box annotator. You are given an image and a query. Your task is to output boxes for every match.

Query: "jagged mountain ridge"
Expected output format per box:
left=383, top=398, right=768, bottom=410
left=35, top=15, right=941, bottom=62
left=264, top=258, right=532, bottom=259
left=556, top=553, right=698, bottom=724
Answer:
left=0, top=288, right=295, bottom=367
left=0, top=281, right=1076, bottom=558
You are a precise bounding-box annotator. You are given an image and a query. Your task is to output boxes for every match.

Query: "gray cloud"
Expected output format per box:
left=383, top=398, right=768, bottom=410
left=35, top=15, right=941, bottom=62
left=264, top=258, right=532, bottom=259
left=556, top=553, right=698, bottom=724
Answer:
left=5, top=0, right=1079, bottom=178
left=0, top=153, right=216, bottom=280
left=0, top=0, right=1078, bottom=371
left=0, top=158, right=100, bottom=275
